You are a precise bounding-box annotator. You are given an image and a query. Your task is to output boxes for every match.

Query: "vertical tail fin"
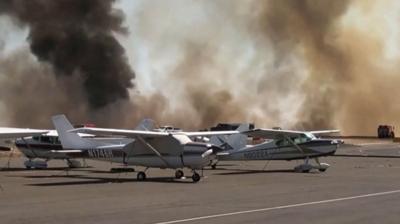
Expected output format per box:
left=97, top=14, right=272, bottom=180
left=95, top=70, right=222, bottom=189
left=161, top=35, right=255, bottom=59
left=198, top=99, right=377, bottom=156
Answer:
left=134, top=118, right=156, bottom=131
left=52, top=114, right=98, bottom=149
left=210, top=124, right=250, bottom=150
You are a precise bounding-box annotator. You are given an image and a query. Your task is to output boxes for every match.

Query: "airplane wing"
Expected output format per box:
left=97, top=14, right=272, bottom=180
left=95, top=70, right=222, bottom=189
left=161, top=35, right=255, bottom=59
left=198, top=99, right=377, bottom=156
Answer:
left=71, top=128, right=239, bottom=138
left=309, top=130, right=340, bottom=135
left=70, top=127, right=170, bottom=138
left=242, top=128, right=308, bottom=139
left=179, top=130, right=239, bottom=137
left=243, top=129, right=340, bottom=139
left=0, top=127, right=49, bottom=139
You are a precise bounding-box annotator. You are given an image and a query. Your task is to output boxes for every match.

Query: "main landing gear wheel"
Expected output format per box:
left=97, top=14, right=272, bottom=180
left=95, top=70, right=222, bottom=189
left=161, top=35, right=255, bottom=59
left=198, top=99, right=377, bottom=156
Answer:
left=175, top=170, right=184, bottom=179
left=137, top=171, right=146, bottom=181
left=192, top=172, right=201, bottom=183
left=319, top=168, right=327, bottom=172
left=211, top=164, right=217, bottom=170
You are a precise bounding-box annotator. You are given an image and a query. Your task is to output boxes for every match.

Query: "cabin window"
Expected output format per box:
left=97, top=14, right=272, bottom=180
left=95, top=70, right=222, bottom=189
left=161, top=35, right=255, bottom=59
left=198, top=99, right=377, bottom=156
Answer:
left=54, top=137, right=61, bottom=144
left=276, top=139, right=290, bottom=147
left=40, top=136, right=52, bottom=143
left=32, top=136, right=40, bottom=141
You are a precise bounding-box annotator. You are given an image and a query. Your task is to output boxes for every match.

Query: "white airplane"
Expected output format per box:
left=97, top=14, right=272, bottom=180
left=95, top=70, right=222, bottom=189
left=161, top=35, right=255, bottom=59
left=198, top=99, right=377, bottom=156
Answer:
left=52, top=115, right=237, bottom=182
left=0, top=127, right=49, bottom=152
left=0, top=128, right=49, bottom=167
left=211, top=124, right=342, bottom=172
left=2, top=119, right=157, bottom=169
left=14, top=130, right=131, bottom=169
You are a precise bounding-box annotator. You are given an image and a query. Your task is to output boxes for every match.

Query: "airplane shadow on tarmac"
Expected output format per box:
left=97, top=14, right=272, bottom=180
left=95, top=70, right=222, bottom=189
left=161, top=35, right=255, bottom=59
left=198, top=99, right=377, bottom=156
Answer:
left=24, top=175, right=197, bottom=186
left=215, top=169, right=297, bottom=176
left=0, top=167, right=94, bottom=172
left=0, top=167, right=73, bottom=172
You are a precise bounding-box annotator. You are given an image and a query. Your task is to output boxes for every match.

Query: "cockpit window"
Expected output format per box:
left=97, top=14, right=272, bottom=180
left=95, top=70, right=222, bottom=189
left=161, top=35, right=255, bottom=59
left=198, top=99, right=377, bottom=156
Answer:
left=276, top=134, right=312, bottom=147
left=276, top=139, right=290, bottom=147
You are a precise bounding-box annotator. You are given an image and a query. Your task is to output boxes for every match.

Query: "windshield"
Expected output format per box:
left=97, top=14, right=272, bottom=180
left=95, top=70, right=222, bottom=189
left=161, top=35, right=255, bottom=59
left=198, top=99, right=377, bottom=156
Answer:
left=276, top=133, right=313, bottom=147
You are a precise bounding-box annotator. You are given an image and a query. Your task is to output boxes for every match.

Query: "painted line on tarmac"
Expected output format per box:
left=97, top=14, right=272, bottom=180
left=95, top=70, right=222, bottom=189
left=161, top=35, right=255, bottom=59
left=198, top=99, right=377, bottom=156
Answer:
left=155, top=189, right=400, bottom=224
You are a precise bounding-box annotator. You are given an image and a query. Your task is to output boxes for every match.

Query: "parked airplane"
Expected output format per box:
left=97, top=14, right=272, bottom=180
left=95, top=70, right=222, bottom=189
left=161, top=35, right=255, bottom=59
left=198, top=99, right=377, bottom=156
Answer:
left=211, top=125, right=342, bottom=172
left=52, top=115, right=237, bottom=182
left=13, top=130, right=91, bottom=168
left=0, top=127, right=49, bottom=152
left=2, top=119, right=157, bottom=169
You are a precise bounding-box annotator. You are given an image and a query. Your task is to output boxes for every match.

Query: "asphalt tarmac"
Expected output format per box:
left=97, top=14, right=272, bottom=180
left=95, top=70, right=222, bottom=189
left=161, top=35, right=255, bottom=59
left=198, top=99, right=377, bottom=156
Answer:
left=1, top=141, right=400, bottom=224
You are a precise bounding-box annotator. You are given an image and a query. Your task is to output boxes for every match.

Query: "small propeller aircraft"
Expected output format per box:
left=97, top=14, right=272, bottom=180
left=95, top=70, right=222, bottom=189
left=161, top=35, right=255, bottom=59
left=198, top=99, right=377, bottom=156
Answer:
left=14, top=130, right=132, bottom=169
left=211, top=124, right=342, bottom=172
left=0, top=119, right=157, bottom=169
left=0, top=127, right=50, bottom=168
left=0, top=127, right=49, bottom=152
left=52, top=115, right=237, bottom=182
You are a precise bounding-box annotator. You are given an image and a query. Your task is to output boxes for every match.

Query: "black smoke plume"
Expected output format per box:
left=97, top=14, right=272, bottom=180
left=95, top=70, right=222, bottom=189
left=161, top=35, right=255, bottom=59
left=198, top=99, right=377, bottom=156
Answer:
left=0, top=0, right=135, bottom=127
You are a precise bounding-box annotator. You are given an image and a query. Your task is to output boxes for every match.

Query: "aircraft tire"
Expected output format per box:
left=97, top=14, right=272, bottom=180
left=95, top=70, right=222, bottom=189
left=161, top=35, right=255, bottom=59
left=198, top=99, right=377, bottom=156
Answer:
left=137, top=171, right=146, bottom=181
left=175, top=170, right=184, bottom=179
left=211, top=164, right=217, bottom=170
left=192, top=172, right=200, bottom=183
left=319, top=168, right=327, bottom=172
left=302, top=169, right=310, bottom=173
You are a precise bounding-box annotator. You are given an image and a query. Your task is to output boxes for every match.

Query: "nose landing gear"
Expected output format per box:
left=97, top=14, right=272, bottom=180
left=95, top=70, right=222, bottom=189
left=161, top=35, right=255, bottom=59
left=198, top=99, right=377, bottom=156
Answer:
left=294, top=157, right=330, bottom=173
left=137, top=171, right=146, bottom=181
left=175, top=169, right=184, bottom=179
left=191, top=171, right=201, bottom=183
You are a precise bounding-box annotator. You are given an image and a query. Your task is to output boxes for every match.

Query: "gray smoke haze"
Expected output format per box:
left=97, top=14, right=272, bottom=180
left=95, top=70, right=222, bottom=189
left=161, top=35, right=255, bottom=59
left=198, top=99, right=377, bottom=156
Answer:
left=256, top=0, right=351, bottom=129
left=123, top=0, right=400, bottom=134
left=255, top=0, right=400, bottom=134
left=1, top=0, right=400, bottom=135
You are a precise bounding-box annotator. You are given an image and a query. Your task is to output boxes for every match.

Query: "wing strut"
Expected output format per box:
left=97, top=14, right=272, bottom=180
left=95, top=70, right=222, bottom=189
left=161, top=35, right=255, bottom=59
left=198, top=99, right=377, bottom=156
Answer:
left=21, top=137, right=39, bottom=158
left=136, top=136, right=171, bottom=167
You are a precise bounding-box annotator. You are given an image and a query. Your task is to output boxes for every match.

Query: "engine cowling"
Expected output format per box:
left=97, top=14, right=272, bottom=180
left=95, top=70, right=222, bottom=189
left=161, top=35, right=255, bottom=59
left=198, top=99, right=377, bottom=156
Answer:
left=182, top=143, right=220, bottom=169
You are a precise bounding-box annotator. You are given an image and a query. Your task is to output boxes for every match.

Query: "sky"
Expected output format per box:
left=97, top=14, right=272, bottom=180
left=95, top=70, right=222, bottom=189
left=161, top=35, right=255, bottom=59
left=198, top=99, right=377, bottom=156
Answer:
left=1, top=0, right=400, bottom=135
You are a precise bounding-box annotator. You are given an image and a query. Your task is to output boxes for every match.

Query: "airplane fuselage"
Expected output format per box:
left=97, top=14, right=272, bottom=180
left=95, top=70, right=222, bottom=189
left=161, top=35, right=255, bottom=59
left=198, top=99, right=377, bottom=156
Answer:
left=15, top=136, right=133, bottom=160
left=72, top=141, right=216, bottom=170
left=219, top=139, right=338, bottom=161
